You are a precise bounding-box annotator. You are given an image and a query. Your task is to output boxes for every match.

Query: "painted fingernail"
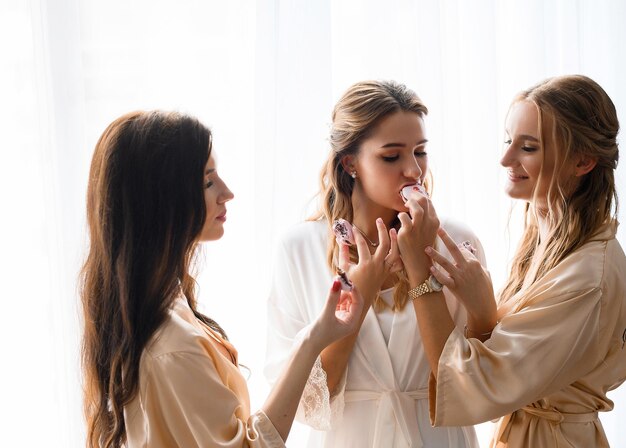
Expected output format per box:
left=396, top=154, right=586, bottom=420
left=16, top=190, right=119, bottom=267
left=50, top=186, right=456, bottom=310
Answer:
left=332, top=279, right=341, bottom=292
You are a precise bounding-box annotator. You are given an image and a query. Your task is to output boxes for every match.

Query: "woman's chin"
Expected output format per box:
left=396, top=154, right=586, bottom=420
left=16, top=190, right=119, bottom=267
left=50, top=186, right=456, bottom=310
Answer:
left=199, top=226, right=225, bottom=242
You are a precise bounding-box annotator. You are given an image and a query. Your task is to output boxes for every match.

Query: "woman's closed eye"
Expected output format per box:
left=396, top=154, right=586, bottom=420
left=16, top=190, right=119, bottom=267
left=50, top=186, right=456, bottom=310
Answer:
left=382, top=150, right=426, bottom=162
left=504, top=139, right=538, bottom=153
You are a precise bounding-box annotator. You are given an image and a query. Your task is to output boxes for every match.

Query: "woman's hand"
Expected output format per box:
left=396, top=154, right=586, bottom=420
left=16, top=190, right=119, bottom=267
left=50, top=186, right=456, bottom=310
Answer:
left=264, top=279, right=365, bottom=439
left=396, top=191, right=440, bottom=284
left=337, top=218, right=399, bottom=307
left=426, top=228, right=497, bottom=333
left=309, top=280, right=365, bottom=350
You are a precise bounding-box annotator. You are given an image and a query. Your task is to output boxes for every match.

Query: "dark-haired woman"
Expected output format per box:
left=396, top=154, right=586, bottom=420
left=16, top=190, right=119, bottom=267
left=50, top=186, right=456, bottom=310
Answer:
left=80, top=110, right=365, bottom=447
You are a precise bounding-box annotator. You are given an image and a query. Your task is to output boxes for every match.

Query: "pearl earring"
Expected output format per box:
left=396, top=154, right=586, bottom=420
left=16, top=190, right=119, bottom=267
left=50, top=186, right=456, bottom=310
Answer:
left=350, top=171, right=357, bottom=179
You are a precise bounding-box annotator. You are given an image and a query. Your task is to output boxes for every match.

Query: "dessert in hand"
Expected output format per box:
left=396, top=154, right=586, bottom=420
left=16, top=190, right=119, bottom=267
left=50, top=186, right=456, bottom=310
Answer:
left=332, top=218, right=356, bottom=246
left=401, top=182, right=428, bottom=202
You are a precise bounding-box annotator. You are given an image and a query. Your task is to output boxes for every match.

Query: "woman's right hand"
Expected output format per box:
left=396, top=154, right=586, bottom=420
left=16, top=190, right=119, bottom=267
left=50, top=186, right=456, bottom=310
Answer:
left=309, top=280, right=365, bottom=349
left=396, top=190, right=440, bottom=286
left=337, top=218, right=399, bottom=307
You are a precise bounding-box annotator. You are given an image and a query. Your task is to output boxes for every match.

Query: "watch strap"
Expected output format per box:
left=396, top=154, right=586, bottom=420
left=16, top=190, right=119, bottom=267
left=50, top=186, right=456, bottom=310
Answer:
left=408, top=280, right=432, bottom=300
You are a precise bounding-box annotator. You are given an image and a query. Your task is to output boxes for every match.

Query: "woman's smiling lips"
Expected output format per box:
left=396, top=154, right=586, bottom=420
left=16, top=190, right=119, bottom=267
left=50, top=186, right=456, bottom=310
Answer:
left=507, top=171, right=529, bottom=182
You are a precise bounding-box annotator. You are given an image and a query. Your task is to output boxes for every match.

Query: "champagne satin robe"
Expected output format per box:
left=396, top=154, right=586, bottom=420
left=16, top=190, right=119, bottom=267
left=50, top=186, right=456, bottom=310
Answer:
left=124, top=297, right=285, bottom=447
left=430, top=221, right=626, bottom=447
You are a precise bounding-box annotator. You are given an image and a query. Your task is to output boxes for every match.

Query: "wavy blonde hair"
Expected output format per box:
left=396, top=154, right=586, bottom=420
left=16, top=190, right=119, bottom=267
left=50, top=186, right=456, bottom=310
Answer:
left=310, top=80, right=429, bottom=311
left=499, top=75, right=619, bottom=307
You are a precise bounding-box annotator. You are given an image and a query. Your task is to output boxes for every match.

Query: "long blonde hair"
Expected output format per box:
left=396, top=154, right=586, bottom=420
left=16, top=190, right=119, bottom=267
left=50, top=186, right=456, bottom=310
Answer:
left=499, top=75, right=619, bottom=306
left=311, top=80, right=429, bottom=311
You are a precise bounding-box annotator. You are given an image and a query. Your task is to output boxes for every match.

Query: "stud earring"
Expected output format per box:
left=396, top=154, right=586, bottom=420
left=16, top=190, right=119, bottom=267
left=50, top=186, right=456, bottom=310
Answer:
left=350, top=171, right=357, bottom=179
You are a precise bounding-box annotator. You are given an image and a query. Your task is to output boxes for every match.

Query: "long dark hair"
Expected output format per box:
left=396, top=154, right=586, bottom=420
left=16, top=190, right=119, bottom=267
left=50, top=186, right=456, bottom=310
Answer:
left=80, top=110, right=226, bottom=447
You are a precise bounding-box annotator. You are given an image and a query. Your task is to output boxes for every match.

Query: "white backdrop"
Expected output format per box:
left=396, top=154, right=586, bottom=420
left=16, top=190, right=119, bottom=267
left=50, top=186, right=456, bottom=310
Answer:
left=1, top=0, right=624, bottom=446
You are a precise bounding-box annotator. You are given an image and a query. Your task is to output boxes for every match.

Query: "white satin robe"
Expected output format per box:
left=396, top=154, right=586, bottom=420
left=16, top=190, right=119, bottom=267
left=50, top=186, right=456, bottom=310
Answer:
left=430, top=221, right=626, bottom=448
left=264, top=219, right=483, bottom=448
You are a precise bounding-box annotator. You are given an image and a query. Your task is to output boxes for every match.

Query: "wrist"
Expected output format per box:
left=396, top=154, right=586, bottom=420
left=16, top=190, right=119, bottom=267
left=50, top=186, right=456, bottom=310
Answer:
left=406, top=265, right=431, bottom=289
left=467, top=304, right=497, bottom=327
left=408, top=273, right=444, bottom=300
left=463, top=324, right=493, bottom=339
left=403, top=253, right=431, bottom=286
left=303, top=323, right=329, bottom=355
left=465, top=314, right=497, bottom=339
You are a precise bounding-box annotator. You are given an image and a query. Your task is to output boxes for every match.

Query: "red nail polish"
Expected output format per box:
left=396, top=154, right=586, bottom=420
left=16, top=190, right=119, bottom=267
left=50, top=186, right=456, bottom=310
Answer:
left=332, top=280, right=341, bottom=292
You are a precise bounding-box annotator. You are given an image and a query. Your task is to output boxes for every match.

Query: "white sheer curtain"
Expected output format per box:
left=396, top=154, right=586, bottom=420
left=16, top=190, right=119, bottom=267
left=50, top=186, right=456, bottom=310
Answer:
left=1, top=1, right=624, bottom=446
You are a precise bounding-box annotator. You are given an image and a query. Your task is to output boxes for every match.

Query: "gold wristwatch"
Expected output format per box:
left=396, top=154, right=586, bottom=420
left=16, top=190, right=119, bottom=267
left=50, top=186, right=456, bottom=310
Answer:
left=408, top=275, right=444, bottom=300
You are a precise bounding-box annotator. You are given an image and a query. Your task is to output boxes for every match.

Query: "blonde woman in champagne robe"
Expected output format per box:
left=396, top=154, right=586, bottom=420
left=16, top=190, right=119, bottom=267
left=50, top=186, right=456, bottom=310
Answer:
left=400, top=75, right=626, bottom=448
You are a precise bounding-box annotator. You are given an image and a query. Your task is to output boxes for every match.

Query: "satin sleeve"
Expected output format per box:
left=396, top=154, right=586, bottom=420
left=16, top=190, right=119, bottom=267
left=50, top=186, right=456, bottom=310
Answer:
left=140, top=351, right=285, bottom=448
left=430, top=286, right=603, bottom=426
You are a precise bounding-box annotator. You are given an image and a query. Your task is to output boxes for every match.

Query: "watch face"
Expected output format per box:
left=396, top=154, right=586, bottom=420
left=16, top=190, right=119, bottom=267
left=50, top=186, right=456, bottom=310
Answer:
left=428, top=275, right=443, bottom=291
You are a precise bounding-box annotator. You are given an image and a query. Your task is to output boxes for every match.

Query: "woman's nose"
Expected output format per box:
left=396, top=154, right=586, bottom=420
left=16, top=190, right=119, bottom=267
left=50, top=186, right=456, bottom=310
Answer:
left=500, top=144, right=515, bottom=168
left=218, top=181, right=234, bottom=204
left=405, top=158, right=423, bottom=179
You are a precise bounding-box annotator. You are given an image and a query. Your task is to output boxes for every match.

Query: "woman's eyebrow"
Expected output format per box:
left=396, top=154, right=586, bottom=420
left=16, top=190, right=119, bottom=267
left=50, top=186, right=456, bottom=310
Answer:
left=380, top=139, right=428, bottom=149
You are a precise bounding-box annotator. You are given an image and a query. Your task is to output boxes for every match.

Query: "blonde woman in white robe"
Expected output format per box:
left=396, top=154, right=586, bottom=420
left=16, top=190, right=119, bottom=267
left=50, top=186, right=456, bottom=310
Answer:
left=265, top=80, right=488, bottom=447
left=399, top=75, right=626, bottom=447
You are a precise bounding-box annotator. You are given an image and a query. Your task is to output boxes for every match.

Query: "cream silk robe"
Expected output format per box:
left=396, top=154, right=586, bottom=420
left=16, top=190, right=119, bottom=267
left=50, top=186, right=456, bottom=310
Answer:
left=430, top=221, right=626, bottom=448
left=265, top=219, right=483, bottom=448
left=124, top=297, right=285, bottom=447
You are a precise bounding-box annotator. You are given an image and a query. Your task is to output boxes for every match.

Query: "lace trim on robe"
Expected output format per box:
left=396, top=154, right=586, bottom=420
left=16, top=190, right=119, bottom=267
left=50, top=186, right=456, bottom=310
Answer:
left=296, top=355, right=346, bottom=430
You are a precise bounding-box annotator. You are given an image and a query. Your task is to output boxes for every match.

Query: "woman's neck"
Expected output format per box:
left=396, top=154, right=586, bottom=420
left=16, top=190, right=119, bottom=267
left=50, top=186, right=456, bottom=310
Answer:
left=351, top=191, right=398, bottom=239
left=351, top=211, right=397, bottom=244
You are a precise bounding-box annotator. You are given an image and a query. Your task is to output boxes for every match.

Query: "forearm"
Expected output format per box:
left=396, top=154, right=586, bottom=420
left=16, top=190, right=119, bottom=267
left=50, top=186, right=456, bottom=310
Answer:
left=319, top=299, right=371, bottom=394
left=320, top=332, right=358, bottom=394
left=406, top=257, right=454, bottom=377
left=412, top=292, right=455, bottom=376
left=262, top=334, right=322, bottom=442
left=466, top=312, right=497, bottom=342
